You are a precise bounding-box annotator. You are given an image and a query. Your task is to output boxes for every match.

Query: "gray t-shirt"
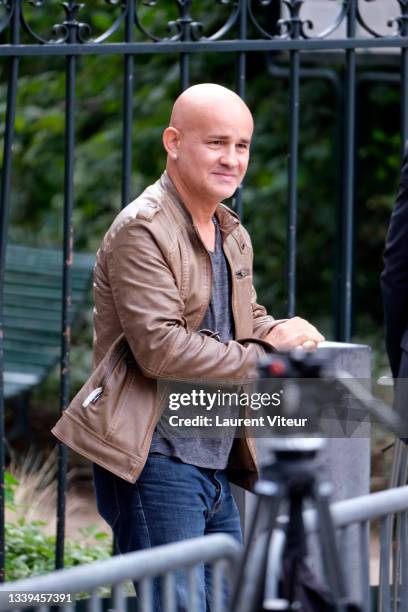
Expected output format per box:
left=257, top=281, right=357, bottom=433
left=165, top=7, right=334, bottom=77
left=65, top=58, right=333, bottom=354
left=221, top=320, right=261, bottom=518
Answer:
left=149, top=217, right=237, bottom=469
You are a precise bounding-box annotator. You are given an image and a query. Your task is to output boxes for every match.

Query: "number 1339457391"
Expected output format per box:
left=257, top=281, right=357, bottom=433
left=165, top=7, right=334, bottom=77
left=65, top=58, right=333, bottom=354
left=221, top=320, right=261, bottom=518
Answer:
left=1, top=592, right=73, bottom=606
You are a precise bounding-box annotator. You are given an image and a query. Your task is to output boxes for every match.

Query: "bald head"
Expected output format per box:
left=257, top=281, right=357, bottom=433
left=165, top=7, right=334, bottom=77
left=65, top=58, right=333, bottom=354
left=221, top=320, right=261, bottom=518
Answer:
left=163, top=83, right=254, bottom=208
left=170, top=83, right=253, bottom=132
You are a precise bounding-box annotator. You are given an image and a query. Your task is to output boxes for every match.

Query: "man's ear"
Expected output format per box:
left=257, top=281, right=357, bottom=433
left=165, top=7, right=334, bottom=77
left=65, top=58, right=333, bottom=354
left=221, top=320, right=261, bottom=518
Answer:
left=163, top=127, right=181, bottom=158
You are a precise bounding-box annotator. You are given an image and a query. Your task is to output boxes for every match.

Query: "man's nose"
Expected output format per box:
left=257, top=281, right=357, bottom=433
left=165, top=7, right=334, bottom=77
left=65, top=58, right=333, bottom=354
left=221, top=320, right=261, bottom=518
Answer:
left=220, top=146, right=238, bottom=167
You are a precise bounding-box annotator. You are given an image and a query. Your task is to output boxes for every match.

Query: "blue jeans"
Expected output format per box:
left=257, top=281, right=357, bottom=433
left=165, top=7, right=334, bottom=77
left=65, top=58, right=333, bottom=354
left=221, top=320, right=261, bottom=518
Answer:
left=93, top=455, right=242, bottom=611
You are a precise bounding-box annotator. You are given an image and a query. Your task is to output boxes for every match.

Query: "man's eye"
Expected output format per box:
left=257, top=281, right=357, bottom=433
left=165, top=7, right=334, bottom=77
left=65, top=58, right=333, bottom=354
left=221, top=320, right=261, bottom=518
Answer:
left=209, top=140, right=222, bottom=146
left=237, top=143, right=249, bottom=150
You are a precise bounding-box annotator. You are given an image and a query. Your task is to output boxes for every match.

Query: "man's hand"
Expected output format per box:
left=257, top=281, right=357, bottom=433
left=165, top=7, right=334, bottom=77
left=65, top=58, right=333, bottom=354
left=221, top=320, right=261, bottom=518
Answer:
left=264, top=317, right=325, bottom=352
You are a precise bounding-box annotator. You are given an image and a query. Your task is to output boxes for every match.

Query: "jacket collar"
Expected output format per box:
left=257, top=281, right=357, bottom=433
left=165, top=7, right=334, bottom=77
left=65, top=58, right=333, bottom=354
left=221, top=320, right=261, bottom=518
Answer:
left=159, top=171, right=240, bottom=238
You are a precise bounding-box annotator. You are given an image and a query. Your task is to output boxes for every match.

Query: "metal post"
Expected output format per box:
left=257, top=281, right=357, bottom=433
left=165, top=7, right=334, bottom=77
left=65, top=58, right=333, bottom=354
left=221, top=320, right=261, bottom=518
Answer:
left=178, top=1, right=191, bottom=91
left=339, top=0, right=357, bottom=341
left=233, top=0, right=247, bottom=219
left=0, top=0, right=20, bottom=582
left=400, top=2, right=408, bottom=148
left=121, top=0, right=135, bottom=209
left=286, top=1, right=302, bottom=318
left=334, top=76, right=345, bottom=341
left=0, top=0, right=18, bottom=583
left=55, top=4, right=78, bottom=570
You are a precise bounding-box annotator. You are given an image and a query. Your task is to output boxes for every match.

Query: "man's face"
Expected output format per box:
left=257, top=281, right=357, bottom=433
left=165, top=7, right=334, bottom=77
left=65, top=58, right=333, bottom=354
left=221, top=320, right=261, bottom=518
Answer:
left=175, top=104, right=253, bottom=203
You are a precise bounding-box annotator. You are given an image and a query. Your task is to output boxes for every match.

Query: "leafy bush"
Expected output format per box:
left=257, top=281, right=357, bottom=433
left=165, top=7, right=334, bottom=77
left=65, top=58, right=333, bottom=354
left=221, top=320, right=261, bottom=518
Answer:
left=5, top=520, right=111, bottom=581
left=4, top=471, right=111, bottom=582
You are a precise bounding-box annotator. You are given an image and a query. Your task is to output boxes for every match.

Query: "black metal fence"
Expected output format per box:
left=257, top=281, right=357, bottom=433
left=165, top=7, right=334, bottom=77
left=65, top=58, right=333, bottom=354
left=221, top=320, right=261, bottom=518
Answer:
left=0, top=0, right=408, bottom=582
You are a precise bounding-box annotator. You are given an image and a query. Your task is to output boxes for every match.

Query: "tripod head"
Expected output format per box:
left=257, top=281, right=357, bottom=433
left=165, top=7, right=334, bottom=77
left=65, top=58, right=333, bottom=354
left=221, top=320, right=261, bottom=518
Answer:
left=257, top=347, right=402, bottom=443
left=258, top=349, right=328, bottom=381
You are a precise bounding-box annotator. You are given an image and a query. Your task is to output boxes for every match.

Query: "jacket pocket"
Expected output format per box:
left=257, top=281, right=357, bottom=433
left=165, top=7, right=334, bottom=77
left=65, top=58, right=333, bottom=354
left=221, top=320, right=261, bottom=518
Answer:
left=104, top=365, right=158, bottom=456
left=79, top=343, right=133, bottom=440
left=58, top=334, right=130, bottom=440
left=86, top=345, right=158, bottom=454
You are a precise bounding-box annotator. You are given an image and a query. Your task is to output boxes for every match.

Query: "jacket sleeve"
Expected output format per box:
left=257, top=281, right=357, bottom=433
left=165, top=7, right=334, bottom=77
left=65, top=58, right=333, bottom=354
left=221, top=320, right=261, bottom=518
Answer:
left=381, top=144, right=408, bottom=377
left=250, top=285, right=287, bottom=340
left=107, top=220, right=272, bottom=382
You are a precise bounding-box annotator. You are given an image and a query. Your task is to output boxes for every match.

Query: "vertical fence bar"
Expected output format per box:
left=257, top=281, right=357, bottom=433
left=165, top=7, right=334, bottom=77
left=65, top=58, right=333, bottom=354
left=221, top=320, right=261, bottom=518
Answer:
left=139, top=577, right=153, bottom=612
left=400, top=512, right=408, bottom=607
left=401, top=2, right=408, bottom=148
left=339, top=0, right=357, bottom=341
left=334, top=77, right=345, bottom=340
left=211, top=560, right=224, bottom=612
left=359, top=521, right=370, bottom=612
left=180, top=54, right=189, bottom=91
left=235, top=0, right=246, bottom=100
left=285, top=1, right=301, bottom=318
left=121, top=0, right=135, bottom=209
left=188, top=567, right=199, bottom=611
left=163, top=573, right=176, bottom=612
left=337, top=526, right=350, bottom=592
left=233, top=0, right=247, bottom=219
left=392, top=511, right=403, bottom=612
left=379, top=516, right=391, bottom=612
left=111, top=582, right=125, bottom=612
left=0, top=0, right=20, bottom=582
left=178, top=2, right=191, bottom=91
left=55, top=15, right=78, bottom=570
left=87, top=590, right=102, bottom=612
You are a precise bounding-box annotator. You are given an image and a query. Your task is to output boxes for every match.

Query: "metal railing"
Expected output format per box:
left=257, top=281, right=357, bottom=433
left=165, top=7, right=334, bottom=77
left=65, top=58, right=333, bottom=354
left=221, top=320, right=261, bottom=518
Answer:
left=2, top=487, right=408, bottom=611
left=0, top=534, right=241, bottom=612
left=265, top=485, right=408, bottom=612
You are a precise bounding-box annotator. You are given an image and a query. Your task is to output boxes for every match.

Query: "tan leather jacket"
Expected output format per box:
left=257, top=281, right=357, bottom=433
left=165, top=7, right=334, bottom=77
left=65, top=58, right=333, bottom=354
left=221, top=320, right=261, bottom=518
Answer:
left=52, top=172, right=284, bottom=491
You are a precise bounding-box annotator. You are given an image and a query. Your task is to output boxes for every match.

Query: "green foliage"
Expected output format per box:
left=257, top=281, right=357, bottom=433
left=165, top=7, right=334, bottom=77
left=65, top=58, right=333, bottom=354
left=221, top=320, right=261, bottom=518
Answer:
left=0, top=3, right=403, bottom=365
left=5, top=520, right=110, bottom=581
left=355, top=82, right=401, bottom=329
left=4, top=471, right=18, bottom=510
left=243, top=70, right=339, bottom=330
left=4, top=472, right=111, bottom=582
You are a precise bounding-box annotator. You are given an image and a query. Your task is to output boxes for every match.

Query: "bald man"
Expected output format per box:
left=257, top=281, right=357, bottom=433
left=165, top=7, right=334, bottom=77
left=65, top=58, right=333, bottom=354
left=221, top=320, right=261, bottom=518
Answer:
left=88, top=84, right=323, bottom=610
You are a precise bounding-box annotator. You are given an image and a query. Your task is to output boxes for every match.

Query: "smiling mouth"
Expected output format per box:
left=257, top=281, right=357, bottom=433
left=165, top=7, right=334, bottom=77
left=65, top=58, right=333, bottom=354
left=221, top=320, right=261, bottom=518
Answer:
left=213, top=173, right=237, bottom=179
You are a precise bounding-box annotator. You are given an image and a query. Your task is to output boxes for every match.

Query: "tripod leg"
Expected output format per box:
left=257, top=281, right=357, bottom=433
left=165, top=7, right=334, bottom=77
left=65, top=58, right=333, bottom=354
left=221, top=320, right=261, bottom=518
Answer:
left=231, top=482, right=284, bottom=612
left=282, top=491, right=309, bottom=607
left=313, top=481, right=350, bottom=612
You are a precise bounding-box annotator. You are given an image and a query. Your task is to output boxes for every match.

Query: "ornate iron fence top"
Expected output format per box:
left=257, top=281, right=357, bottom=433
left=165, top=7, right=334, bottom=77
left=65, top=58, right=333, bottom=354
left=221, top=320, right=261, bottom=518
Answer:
left=0, top=0, right=407, bottom=47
